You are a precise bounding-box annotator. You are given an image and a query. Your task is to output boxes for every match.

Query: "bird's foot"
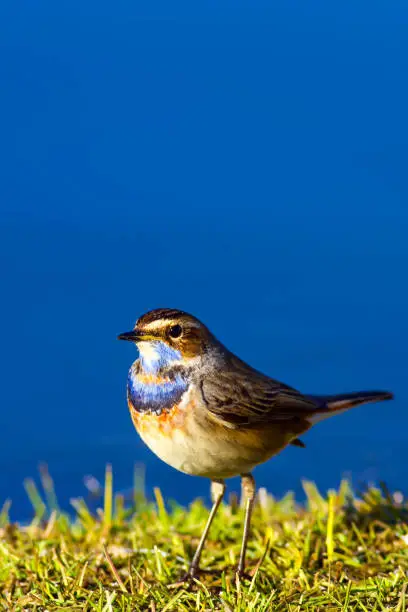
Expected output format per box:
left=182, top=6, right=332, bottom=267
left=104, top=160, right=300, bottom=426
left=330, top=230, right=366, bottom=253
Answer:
left=168, top=566, right=199, bottom=589
left=168, top=566, right=220, bottom=589
left=235, top=568, right=252, bottom=582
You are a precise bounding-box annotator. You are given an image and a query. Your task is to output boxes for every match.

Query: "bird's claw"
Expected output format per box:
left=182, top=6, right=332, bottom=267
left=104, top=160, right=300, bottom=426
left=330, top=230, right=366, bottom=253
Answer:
left=168, top=568, right=199, bottom=589
left=168, top=566, right=222, bottom=588
left=235, top=568, right=252, bottom=581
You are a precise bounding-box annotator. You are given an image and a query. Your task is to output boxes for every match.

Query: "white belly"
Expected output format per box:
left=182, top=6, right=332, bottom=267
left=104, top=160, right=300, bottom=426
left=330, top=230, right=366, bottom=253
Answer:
left=132, top=387, right=286, bottom=479
left=138, top=422, right=266, bottom=479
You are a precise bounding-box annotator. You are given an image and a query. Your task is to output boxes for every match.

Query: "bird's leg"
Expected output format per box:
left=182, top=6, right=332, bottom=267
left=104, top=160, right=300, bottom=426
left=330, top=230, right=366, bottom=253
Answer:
left=237, top=472, right=256, bottom=578
left=188, top=479, right=225, bottom=577
left=171, top=479, right=225, bottom=586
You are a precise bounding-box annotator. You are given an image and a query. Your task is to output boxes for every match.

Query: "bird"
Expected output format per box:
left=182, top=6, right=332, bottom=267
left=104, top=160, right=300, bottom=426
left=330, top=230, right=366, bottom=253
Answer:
left=118, top=308, right=393, bottom=583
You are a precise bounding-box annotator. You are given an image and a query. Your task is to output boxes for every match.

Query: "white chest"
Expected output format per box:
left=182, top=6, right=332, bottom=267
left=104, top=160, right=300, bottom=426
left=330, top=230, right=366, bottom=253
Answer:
left=132, top=386, right=274, bottom=479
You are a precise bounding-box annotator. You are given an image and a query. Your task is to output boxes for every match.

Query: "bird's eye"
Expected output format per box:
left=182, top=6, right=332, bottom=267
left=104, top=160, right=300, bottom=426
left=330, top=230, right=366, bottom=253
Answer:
left=168, top=324, right=183, bottom=339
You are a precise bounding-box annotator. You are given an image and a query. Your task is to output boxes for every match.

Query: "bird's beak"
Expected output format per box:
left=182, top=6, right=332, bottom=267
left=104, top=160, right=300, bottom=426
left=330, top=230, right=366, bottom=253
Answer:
left=117, top=329, right=142, bottom=342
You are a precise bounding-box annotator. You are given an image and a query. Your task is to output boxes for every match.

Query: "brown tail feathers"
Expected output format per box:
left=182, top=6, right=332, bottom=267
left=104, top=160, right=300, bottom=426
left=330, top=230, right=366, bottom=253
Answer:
left=307, top=389, right=393, bottom=424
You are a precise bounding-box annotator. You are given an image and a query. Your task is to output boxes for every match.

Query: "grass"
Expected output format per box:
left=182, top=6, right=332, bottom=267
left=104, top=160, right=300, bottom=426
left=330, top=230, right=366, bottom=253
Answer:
left=1, top=466, right=408, bottom=611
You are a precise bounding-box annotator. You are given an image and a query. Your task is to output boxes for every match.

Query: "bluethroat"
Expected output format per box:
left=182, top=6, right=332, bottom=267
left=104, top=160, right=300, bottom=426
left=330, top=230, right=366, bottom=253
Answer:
left=118, top=308, right=393, bottom=582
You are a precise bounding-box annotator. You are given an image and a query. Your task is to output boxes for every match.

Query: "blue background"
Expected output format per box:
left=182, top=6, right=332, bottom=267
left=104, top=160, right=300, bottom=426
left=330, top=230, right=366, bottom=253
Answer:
left=1, top=1, right=407, bottom=519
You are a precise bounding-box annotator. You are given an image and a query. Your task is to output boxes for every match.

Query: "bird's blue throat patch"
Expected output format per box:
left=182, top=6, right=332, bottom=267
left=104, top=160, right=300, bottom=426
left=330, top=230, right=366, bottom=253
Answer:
left=127, top=341, right=188, bottom=415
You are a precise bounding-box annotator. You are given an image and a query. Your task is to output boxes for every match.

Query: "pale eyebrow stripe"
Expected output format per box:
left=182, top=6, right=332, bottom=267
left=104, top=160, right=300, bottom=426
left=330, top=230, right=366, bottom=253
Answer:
left=142, top=319, right=200, bottom=332
left=143, top=320, right=174, bottom=331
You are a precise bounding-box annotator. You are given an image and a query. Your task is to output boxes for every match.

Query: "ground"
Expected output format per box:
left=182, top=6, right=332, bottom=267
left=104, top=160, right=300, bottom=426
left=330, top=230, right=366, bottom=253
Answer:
left=1, top=466, right=407, bottom=611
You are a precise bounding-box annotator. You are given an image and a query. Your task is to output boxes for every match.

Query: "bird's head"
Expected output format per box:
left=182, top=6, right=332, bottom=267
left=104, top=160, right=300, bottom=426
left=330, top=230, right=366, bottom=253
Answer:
left=118, top=308, right=215, bottom=372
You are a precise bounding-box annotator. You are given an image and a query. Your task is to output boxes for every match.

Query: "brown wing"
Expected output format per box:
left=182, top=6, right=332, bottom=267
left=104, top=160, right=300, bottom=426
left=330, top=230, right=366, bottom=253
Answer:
left=200, top=353, right=318, bottom=428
